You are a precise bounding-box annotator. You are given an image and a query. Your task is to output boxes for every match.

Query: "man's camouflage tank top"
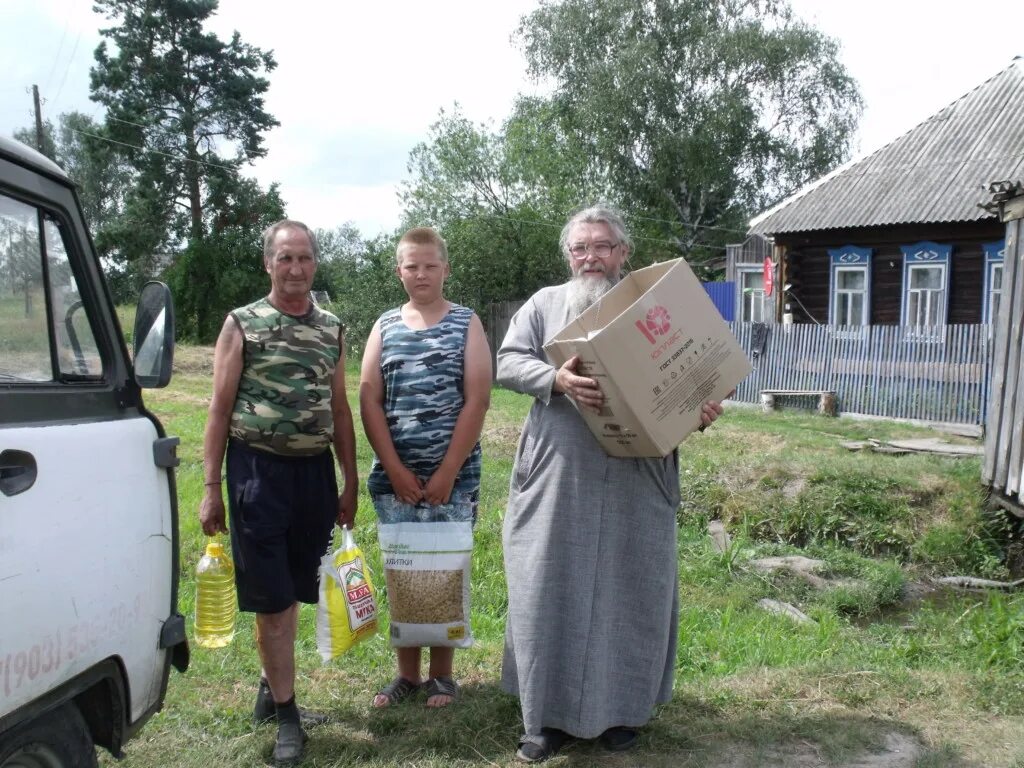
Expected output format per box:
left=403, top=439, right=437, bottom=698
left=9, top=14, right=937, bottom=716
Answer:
left=229, top=297, right=341, bottom=456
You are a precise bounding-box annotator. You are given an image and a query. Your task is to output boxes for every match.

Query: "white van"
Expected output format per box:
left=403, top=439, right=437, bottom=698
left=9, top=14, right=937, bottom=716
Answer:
left=0, top=135, right=188, bottom=766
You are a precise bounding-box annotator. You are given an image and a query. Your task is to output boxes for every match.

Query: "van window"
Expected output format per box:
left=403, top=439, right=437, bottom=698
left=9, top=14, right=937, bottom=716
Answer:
left=44, top=217, right=102, bottom=377
left=0, top=193, right=102, bottom=382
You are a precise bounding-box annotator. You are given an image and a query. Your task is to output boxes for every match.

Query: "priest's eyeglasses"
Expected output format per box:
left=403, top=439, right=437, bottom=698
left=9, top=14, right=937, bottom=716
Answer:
left=568, top=241, right=620, bottom=260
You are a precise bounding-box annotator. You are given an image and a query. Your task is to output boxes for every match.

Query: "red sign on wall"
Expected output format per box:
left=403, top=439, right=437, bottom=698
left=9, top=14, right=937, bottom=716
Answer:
left=763, top=256, right=774, bottom=297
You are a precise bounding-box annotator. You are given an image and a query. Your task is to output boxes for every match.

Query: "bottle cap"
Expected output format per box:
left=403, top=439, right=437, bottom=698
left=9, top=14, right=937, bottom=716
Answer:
left=206, top=541, right=225, bottom=557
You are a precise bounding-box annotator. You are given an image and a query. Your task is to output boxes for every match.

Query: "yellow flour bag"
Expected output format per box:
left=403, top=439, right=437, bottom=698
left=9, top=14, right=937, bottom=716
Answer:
left=316, top=527, right=378, bottom=662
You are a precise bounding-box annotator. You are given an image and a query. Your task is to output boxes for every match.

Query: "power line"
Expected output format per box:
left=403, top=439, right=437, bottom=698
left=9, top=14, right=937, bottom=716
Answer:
left=414, top=196, right=746, bottom=241
left=459, top=209, right=728, bottom=253
left=484, top=208, right=731, bottom=250
left=626, top=211, right=749, bottom=236
left=43, top=20, right=70, bottom=92
left=106, top=113, right=161, bottom=131
left=63, top=113, right=740, bottom=251
left=468, top=204, right=747, bottom=239
left=786, top=292, right=823, bottom=324
left=98, top=114, right=243, bottom=161
left=70, top=127, right=240, bottom=172
left=52, top=31, right=83, bottom=107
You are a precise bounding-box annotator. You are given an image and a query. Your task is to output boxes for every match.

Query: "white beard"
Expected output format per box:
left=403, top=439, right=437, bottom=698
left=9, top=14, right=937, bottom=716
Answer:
left=567, top=273, right=617, bottom=318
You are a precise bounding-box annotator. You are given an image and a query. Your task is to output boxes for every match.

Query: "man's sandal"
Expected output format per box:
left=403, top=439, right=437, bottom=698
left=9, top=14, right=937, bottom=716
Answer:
left=423, top=675, right=459, bottom=707
left=372, top=676, right=421, bottom=708
left=515, top=728, right=569, bottom=764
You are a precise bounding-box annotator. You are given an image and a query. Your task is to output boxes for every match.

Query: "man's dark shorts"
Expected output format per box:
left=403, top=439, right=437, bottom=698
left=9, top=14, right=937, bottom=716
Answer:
left=226, top=439, right=337, bottom=614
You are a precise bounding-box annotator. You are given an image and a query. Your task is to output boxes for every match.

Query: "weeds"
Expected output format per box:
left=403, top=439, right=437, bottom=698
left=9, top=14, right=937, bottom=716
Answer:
left=960, top=594, right=1024, bottom=668
left=684, top=412, right=1009, bottom=578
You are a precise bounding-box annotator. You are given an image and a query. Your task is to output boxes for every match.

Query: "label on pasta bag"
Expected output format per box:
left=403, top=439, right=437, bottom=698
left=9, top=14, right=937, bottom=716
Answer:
left=339, top=556, right=376, bottom=630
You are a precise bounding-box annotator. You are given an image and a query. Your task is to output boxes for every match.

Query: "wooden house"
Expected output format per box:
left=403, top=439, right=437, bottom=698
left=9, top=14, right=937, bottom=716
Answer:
left=733, top=58, right=1024, bottom=328
left=724, top=59, right=1024, bottom=425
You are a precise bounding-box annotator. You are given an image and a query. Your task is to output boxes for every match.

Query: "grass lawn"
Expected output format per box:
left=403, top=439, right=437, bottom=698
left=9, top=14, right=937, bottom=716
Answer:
left=102, top=345, right=1024, bottom=767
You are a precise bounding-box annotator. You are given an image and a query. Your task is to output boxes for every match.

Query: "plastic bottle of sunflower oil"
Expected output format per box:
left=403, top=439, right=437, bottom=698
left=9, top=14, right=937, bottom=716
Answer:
left=194, top=540, right=236, bottom=648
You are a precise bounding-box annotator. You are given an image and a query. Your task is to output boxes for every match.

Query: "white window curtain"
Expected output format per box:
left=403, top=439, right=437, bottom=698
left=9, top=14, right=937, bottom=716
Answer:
left=739, top=269, right=766, bottom=323
left=827, top=245, right=872, bottom=327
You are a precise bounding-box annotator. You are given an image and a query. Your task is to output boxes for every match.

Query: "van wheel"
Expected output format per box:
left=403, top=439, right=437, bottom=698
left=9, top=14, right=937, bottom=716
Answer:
left=0, top=702, right=97, bottom=768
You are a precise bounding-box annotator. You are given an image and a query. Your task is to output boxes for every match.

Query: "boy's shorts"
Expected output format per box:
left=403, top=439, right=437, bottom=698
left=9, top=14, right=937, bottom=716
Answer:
left=226, top=439, right=338, bottom=614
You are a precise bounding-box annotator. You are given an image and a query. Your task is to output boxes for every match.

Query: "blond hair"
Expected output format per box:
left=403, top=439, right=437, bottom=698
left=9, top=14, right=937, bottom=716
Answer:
left=396, top=227, right=448, bottom=265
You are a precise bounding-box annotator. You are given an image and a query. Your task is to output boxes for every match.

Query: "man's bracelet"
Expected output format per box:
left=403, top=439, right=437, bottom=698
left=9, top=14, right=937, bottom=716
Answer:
left=204, top=480, right=222, bottom=486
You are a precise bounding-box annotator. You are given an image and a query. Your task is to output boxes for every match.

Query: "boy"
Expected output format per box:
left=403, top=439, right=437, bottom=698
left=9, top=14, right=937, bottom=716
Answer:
left=359, top=227, right=491, bottom=707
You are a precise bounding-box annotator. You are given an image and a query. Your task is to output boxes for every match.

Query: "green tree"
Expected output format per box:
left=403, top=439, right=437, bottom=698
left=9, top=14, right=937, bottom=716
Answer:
left=316, top=225, right=406, bottom=358
left=89, top=0, right=279, bottom=257
left=0, top=217, right=42, bottom=318
left=518, top=0, right=862, bottom=264
left=58, top=113, right=133, bottom=246
left=14, top=112, right=132, bottom=238
left=12, top=120, right=57, bottom=159
left=165, top=177, right=285, bottom=342
left=400, top=106, right=588, bottom=313
left=15, top=112, right=142, bottom=300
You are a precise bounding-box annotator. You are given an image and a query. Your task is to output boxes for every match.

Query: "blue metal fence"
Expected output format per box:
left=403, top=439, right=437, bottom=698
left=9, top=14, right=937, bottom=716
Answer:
left=703, top=281, right=735, bottom=321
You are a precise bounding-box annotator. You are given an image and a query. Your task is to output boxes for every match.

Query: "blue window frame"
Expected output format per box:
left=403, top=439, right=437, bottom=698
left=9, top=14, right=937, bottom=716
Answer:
left=827, top=246, right=872, bottom=326
left=900, top=242, right=951, bottom=327
left=983, top=241, right=1005, bottom=324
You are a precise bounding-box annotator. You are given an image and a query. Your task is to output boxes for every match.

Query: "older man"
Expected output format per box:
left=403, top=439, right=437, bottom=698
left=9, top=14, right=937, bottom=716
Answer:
left=199, top=220, right=358, bottom=766
left=496, top=205, right=723, bottom=763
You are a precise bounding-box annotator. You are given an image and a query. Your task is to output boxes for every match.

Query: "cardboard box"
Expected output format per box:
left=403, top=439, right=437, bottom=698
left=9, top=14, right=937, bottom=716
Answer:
left=543, top=258, right=752, bottom=457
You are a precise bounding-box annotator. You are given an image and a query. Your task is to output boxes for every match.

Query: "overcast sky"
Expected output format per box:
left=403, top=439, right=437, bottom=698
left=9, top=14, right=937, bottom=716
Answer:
left=2, top=0, right=1021, bottom=237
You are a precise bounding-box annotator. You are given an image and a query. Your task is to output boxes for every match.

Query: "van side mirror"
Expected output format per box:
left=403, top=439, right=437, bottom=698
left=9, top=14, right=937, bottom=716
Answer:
left=133, top=281, right=175, bottom=388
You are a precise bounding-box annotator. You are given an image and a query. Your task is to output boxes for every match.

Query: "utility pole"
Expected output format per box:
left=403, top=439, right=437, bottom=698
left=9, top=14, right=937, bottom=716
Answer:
left=32, top=85, right=45, bottom=154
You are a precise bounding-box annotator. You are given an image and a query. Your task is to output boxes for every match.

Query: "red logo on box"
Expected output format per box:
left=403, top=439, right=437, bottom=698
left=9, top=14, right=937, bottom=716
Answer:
left=635, top=306, right=671, bottom=344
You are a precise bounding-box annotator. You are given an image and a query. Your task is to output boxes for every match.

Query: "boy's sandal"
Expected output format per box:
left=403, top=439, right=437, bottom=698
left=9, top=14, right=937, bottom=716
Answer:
left=373, top=676, right=420, bottom=707
left=423, top=675, right=459, bottom=706
left=515, top=728, right=569, bottom=764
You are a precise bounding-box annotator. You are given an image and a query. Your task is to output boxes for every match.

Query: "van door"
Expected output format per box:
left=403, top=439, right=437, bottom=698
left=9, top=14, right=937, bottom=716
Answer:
left=0, top=188, right=176, bottom=725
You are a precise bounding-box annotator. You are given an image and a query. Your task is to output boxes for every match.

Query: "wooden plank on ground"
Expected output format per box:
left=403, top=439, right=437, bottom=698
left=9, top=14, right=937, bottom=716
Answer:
left=885, top=438, right=983, bottom=456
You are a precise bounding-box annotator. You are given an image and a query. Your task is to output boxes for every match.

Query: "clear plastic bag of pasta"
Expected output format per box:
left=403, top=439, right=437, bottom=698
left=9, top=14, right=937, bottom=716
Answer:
left=316, top=527, right=379, bottom=662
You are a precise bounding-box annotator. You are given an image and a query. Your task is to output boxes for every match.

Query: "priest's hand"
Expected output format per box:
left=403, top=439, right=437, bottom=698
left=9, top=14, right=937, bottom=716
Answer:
left=700, top=400, right=724, bottom=428
left=554, top=355, right=604, bottom=414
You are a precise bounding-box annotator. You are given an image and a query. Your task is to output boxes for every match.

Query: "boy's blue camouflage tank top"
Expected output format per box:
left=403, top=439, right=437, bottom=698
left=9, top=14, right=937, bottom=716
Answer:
left=366, top=304, right=482, bottom=496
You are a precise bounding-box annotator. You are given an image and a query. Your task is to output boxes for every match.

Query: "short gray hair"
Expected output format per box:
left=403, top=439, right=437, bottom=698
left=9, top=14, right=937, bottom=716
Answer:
left=262, top=219, right=319, bottom=264
left=559, top=204, right=633, bottom=261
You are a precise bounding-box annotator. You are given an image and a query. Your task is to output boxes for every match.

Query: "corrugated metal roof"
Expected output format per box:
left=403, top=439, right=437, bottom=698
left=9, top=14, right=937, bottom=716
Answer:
left=750, top=59, right=1024, bottom=236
